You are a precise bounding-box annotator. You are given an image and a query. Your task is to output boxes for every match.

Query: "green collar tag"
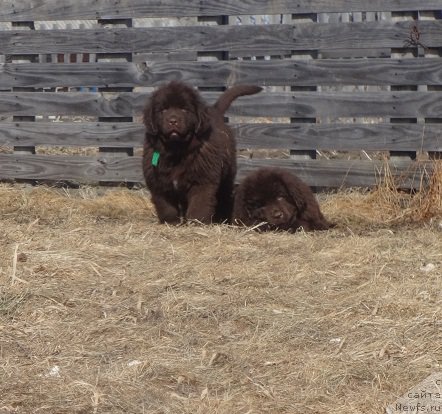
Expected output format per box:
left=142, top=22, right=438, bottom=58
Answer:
left=151, top=151, right=160, bottom=167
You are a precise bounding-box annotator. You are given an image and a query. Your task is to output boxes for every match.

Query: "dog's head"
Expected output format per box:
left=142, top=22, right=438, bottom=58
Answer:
left=249, top=196, right=297, bottom=231
left=143, top=81, right=210, bottom=149
left=241, top=171, right=301, bottom=231
left=237, top=168, right=332, bottom=232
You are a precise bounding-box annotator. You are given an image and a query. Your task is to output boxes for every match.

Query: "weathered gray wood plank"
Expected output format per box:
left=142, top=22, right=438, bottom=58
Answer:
left=225, top=91, right=442, bottom=118
left=237, top=159, right=433, bottom=189
left=1, top=91, right=442, bottom=118
left=1, top=122, right=442, bottom=152
left=0, top=0, right=440, bottom=21
left=0, top=153, right=141, bottom=183
left=293, top=20, right=442, bottom=50
left=0, top=122, right=144, bottom=147
left=234, top=123, right=442, bottom=152
left=3, top=58, right=442, bottom=88
left=0, top=153, right=433, bottom=189
left=0, top=21, right=441, bottom=54
left=0, top=92, right=146, bottom=117
left=0, top=25, right=293, bottom=54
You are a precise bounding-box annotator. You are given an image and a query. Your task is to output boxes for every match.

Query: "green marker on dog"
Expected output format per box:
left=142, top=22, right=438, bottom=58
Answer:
left=151, top=151, right=160, bottom=167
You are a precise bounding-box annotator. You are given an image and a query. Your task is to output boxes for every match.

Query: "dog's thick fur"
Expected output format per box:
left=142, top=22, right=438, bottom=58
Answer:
left=142, top=81, right=262, bottom=224
left=233, top=167, right=332, bottom=232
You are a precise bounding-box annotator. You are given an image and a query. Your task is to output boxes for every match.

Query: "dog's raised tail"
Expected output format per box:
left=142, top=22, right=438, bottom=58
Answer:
left=214, top=84, right=262, bottom=115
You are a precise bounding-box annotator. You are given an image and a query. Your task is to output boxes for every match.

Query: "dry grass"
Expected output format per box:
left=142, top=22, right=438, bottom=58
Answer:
left=0, top=169, right=441, bottom=413
left=324, top=160, right=442, bottom=229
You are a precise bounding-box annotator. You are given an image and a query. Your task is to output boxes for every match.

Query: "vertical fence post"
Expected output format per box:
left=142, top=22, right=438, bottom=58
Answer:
left=389, top=11, right=417, bottom=162
left=10, top=21, right=38, bottom=162
left=290, top=12, right=317, bottom=162
left=196, top=15, right=229, bottom=94
left=96, top=18, right=135, bottom=186
left=424, top=11, right=442, bottom=161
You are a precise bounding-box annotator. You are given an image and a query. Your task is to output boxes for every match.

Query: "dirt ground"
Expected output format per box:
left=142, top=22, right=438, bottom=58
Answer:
left=0, top=184, right=441, bottom=414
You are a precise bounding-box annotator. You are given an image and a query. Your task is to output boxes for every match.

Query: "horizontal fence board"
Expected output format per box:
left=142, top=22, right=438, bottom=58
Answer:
left=235, top=123, right=442, bottom=152
left=0, top=153, right=141, bottom=183
left=3, top=58, right=442, bottom=88
left=0, top=0, right=441, bottom=21
left=1, top=91, right=442, bottom=118
left=0, top=122, right=144, bottom=147
left=1, top=122, right=442, bottom=152
left=224, top=91, right=442, bottom=118
left=0, top=92, right=146, bottom=117
left=0, top=21, right=441, bottom=54
left=237, top=158, right=433, bottom=189
left=0, top=25, right=293, bottom=54
left=293, top=20, right=442, bottom=50
left=0, top=62, right=145, bottom=89
left=0, top=153, right=433, bottom=189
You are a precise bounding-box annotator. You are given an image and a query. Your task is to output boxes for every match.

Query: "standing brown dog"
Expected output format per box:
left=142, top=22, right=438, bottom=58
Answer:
left=233, top=167, right=332, bottom=232
left=142, top=81, right=262, bottom=224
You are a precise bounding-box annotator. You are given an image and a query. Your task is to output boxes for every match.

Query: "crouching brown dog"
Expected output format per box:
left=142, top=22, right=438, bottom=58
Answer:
left=232, top=167, right=332, bottom=232
left=142, top=81, right=262, bottom=224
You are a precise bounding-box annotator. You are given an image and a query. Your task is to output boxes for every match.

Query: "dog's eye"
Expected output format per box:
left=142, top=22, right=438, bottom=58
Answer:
left=249, top=201, right=262, bottom=210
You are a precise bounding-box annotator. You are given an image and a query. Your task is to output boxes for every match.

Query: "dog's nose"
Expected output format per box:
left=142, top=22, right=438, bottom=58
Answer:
left=272, top=210, right=283, bottom=219
left=168, top=117, right=178, bottom=126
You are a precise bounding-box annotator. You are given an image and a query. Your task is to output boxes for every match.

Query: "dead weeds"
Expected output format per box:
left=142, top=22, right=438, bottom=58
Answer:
left=0, top=168, right=441, bottom=413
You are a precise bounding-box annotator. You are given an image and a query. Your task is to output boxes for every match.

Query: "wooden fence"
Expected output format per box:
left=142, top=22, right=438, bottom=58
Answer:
left=1, top=0, right=442, bottom=189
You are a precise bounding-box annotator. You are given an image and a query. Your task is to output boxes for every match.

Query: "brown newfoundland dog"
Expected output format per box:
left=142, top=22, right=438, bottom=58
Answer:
left=232, top=167, right=332, bottom=232
left=142, top=81, right=262, bottom=224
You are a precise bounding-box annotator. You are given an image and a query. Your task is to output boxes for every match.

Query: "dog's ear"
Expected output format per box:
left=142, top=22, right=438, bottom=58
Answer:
left=280, top=172, right=307, bottom=212
left=278, top=171, right=314, bottom=214
left=143, top=101, right=158, bottom=135
left=280, top=170, right=331, bottom=229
